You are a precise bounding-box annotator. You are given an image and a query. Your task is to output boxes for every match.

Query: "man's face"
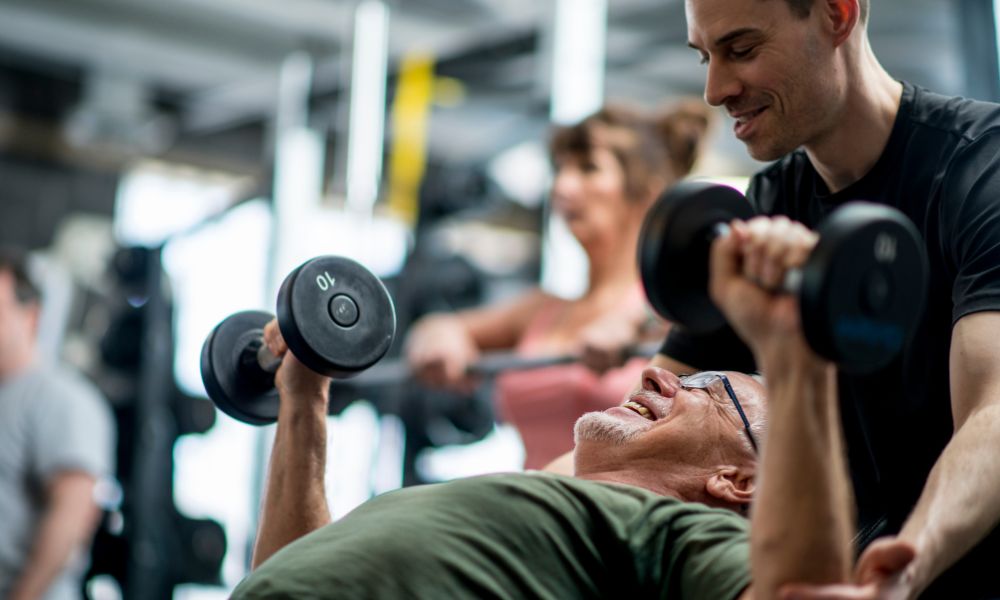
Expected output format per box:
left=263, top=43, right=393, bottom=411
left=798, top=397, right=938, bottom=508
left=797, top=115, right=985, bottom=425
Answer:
left=0, top=270, right=37, bottom=371
left=574, top=367, right=764, bottom=470
left=685, top=0, right=843, bottom=160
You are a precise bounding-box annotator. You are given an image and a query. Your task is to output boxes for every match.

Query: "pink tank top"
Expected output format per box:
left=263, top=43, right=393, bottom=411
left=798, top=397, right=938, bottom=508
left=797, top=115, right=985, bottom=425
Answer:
left=494, top=287, right=649, bottom=470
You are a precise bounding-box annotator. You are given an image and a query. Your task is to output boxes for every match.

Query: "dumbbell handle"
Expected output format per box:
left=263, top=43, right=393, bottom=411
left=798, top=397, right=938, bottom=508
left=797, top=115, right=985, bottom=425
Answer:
left=239, top=334, right=283, bottom=376
left=711, top=222, right=804, bottom=293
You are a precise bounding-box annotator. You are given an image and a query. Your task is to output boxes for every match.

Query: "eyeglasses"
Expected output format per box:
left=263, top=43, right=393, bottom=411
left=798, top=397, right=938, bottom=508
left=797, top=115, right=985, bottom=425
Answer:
left=678, top=371, right=759, bottom=454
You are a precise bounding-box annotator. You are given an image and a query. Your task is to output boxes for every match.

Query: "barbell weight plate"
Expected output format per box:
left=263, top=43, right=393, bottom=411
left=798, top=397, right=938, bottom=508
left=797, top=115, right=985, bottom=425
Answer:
left=639, top=181, right=756, bottom=333
left=199, top=310, right=280, bottom=425
left=799, top=202, right=928, bottom=373
left=276, top=256, right=396, bottom=378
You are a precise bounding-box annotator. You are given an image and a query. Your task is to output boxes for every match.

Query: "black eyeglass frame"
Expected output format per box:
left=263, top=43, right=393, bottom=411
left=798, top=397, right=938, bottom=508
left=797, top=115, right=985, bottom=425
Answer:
left=679, top=371, right=759, bottom=454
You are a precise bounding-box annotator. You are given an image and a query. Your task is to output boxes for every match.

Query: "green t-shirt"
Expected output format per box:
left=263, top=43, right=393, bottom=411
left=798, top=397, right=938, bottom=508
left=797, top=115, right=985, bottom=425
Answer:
left=233, top=472, right=750, bottom=599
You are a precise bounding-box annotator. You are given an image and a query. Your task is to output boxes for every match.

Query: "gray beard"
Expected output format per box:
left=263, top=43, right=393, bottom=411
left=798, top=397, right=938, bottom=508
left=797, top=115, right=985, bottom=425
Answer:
left=574, top=412, right=644, bottom=446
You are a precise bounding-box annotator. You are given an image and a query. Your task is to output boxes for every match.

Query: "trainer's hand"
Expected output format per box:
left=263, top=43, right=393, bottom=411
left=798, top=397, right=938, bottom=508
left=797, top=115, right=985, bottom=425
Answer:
left=778, top=537, right=917, bottom=600
left=708, top=215, right=821, bottom=367
left=405, top=314, right=479, bottom=393
left=263, top=319, right=331, bottom=407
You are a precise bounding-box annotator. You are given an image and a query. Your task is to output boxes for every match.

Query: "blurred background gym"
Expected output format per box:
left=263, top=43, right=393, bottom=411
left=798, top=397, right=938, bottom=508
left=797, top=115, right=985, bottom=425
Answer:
left=0, top=0, right=995, bottom=597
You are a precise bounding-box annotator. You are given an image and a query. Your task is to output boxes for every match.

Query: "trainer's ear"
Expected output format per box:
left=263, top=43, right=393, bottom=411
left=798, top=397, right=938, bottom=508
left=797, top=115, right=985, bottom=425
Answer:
left=824, top=0, right=860, bottom=46
left=706, top=466, right=755, bottom=512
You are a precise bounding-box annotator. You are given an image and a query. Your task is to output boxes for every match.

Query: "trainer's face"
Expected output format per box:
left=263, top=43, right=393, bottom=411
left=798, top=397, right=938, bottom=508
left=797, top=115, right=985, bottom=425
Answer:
left=686, top=0, right=842, bottom=160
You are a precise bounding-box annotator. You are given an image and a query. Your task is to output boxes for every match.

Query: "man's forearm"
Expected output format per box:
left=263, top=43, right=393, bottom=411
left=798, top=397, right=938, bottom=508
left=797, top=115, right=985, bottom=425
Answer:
left=11, top=520, right=86, bottom=600
left=10, top=476, right=101, bottom=600
left=751, top=360, right=854, bottom=597
left=897, top=403, right=1000, bottom=592
left=251, top=392, right=333, bottom=569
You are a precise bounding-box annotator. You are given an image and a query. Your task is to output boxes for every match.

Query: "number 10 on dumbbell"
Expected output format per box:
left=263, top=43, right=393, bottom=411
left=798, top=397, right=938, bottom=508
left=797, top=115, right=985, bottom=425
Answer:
left=200, top=256, right=396, bottom=425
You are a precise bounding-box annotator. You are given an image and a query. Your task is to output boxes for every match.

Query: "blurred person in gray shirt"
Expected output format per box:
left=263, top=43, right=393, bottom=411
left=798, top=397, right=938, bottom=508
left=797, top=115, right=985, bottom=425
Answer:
left=0, top=247, right=114, bottom=600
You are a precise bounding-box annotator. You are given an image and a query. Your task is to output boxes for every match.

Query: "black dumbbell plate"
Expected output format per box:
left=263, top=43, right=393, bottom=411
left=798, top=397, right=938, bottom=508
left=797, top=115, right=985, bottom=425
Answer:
left=200, top=310, right=280, bottom=425
left=277, top=256, right=396, bottom=378
left=639, top=181, right=755, bottom=332
left=800, top=203, right=928, bottom=373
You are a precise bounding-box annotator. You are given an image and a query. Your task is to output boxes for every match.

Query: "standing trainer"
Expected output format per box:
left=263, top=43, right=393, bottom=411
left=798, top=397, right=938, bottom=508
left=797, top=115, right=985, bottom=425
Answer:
left=662, top=0, right=1000, bottom=596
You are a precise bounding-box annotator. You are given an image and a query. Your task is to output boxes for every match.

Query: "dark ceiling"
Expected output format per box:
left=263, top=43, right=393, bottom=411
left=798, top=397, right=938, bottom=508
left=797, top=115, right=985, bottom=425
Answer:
left=0, top=0, right=988, bottom=247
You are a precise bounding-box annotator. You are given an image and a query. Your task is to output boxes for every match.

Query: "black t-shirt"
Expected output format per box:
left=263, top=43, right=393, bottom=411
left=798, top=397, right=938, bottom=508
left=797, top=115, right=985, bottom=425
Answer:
left=660, top=81, right=1000, bottom=597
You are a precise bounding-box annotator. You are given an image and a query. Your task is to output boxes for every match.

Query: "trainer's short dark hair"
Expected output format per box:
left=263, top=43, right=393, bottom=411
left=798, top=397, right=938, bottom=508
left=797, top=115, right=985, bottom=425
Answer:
left=780, top=0, right=869, bottom=25
left=0, top=247, right=41, bottom=305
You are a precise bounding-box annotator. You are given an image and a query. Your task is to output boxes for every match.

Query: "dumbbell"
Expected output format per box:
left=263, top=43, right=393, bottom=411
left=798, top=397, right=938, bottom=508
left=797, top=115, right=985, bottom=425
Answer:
left=200, top=256, right=396, bottom=425
left=638, top=181, right=928, bottom=372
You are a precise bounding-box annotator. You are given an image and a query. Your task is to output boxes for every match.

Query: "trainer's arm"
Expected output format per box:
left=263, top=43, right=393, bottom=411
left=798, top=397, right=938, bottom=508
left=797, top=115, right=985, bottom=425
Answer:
left=251, top=321, right=333, bottom=569
left=895, top=311, right=1000, bottom=593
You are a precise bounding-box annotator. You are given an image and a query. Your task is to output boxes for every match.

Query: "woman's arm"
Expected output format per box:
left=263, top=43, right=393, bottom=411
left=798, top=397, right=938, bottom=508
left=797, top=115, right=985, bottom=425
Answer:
left=405, top=290, right=551, bottom=389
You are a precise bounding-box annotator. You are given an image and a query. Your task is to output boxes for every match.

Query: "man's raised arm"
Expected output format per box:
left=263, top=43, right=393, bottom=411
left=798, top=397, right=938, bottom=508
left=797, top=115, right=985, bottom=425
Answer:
left=710, top=218, right=856, bottom=598
left=250, top=320, right=334, bottom=569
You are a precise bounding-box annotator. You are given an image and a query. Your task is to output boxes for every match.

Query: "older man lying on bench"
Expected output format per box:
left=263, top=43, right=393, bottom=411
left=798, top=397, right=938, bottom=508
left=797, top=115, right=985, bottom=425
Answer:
left=231, top=226, right=914, bottom=599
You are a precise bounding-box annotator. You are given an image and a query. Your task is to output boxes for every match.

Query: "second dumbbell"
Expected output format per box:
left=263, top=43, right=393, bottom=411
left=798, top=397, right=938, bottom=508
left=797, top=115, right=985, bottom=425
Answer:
left=200, top=255, right=396, bottom=425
